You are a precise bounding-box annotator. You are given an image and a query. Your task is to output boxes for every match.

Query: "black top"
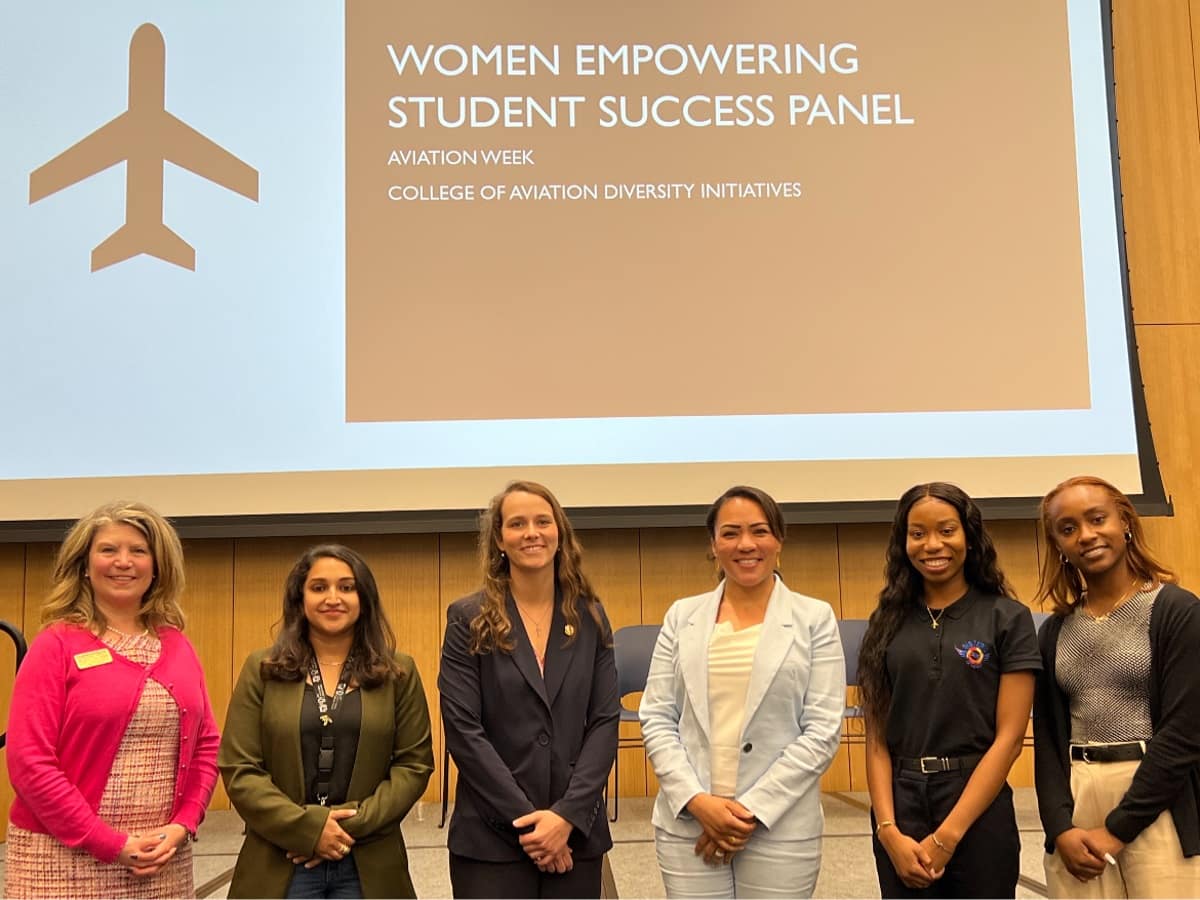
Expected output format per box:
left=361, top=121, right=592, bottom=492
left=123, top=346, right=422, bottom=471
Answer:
left=1034, top=583, right=1200, bottom=855
left=300, top=683, right=362, bottom=806
left=885, top=588, right=1042, bottom=759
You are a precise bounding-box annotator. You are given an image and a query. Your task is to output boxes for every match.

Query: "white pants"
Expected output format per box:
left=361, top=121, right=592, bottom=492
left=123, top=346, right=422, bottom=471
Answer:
left=654, top=828, right=821, bottom=899
left=1045, top=759, right=1200, bottom=899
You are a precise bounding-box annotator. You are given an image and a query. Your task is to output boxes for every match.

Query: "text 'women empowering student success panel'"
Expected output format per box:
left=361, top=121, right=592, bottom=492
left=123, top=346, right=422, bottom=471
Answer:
left=345, top=0, right=1089, bottom=422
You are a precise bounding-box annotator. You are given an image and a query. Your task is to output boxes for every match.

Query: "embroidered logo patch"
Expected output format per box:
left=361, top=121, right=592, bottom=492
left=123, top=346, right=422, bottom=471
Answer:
left=955, top=640, right=991, bottom=669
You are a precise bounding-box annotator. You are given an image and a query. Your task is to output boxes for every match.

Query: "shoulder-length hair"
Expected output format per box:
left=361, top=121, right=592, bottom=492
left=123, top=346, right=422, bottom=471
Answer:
left=470, top=480, right=609, bottom=655
left=260, top=544, right=404, bottom=687
left=42, top=500, right=186, bottom=633
left=858, top=482, right=1013, bottom=731
left=1035, top=475, right=1176, bottom=616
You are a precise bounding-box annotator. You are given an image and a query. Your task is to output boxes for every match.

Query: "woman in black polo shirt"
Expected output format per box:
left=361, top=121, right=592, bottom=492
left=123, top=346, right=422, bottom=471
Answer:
left=1033, top=475, right=1200, bottom=898
left=859, top=482, right=1041, bottom=898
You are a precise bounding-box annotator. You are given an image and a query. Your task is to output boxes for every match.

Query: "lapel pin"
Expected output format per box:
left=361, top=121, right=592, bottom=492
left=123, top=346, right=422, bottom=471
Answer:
left=564, top=624, right=575, bottom=637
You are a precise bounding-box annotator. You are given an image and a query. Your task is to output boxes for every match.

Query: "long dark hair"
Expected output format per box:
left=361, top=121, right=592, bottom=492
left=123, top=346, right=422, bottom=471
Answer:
left=1036, top=475, right=1176, bottom=616
left=260, top=544, right=404, bottom=687
left=858, top=483, right=1014, bottom=732
left=470, top=480, right=609, bottom=655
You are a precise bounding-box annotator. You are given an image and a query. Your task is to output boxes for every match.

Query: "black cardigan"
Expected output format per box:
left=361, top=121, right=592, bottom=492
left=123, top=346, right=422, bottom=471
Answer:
left=1033, top=583, right=1200, bottom=855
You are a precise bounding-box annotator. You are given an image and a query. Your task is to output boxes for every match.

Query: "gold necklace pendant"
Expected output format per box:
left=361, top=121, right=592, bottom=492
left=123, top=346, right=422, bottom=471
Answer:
left=926, top=605, right=947, bottom=630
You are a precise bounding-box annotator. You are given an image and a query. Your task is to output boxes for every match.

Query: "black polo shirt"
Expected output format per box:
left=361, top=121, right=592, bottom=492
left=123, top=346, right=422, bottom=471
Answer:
left=885, top=588, right=1041, bottom=759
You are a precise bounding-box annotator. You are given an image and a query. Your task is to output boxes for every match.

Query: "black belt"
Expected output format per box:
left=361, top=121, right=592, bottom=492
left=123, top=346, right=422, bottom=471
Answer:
left=1070, top=742, right=1146, bottom=763
left=896, top=754, right=984, bottom=775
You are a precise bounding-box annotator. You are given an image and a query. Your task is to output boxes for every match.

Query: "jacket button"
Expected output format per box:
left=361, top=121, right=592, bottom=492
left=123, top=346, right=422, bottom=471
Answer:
left=538, top=733, right=550, bottom=747
left=742, top=742, right=752, bottom=753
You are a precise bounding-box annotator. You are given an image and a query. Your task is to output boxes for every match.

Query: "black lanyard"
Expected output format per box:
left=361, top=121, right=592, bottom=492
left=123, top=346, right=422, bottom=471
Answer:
left=308, top=655, right=353, bottom=806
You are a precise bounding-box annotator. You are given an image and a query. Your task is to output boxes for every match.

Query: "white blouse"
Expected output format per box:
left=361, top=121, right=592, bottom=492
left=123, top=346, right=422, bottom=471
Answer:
left=707, top=621, right=763, bottom=797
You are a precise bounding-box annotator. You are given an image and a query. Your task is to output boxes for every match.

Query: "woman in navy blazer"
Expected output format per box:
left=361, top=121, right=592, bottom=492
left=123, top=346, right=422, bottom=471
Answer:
left=438, top=480, right=619, bottom=898
left=640, top=485, right=845, bottom=898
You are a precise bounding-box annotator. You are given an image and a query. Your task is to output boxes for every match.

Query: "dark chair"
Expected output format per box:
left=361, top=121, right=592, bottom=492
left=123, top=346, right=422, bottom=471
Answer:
left=609, top=624, right=661, bottom=822
left=838, top=618, right=869, bottom=744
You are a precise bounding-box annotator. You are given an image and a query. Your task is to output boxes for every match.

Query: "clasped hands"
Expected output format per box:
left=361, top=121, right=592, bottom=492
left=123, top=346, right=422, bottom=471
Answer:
left=1054, top=826, right=1124, bottom=883
left=116, top=823, right=189, bottom=877
left=686, top=794, right=757, bottom=866
left=513, top=809, right=574, bottom=873
left=286, top=808, right=357, bottom=869
left=878, top=825, right=958, bottom=889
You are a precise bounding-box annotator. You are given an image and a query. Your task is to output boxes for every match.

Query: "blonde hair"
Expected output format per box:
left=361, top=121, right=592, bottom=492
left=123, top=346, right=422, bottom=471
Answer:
left=42, top=500, right=186, bottom=633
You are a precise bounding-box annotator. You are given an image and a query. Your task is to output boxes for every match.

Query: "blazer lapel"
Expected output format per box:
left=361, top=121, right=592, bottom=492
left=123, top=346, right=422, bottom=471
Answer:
left=543, top=599, right=572, bottom=706
left=264, top=678, right=307, bottom=802
left=679, top=587, right=722, bottom=742
left=507, top=593, right=552, bottom=712
left=740, top=578, right=793, bottom=732
left=346, top=680, right=387, bottom=801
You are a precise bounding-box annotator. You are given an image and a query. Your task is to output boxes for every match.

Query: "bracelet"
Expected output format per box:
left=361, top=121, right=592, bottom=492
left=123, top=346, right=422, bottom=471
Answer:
left=874, top=820, right=895, bottom=836
left=931, top=833, right=952, bottom=854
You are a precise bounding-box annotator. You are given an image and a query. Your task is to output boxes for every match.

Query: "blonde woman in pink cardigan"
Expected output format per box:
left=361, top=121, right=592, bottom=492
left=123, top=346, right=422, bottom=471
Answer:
left=4, top=501, right=220, bottom=899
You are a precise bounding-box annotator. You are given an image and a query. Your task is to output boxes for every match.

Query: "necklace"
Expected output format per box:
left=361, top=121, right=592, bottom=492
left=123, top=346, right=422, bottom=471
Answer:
left=1082, top=577, right=1142, bottom=622
left=316, top=657, right=347, bottom=666
left=925, top=605, right=947, bottom=630
left=514, top=601, right=553, bottom=639
left=106, top=623, right=148, bottom=639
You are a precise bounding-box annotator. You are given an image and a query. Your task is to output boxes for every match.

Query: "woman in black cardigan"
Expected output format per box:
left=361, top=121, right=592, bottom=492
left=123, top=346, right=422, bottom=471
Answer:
left=1033, top=475, right=1200, bottom=898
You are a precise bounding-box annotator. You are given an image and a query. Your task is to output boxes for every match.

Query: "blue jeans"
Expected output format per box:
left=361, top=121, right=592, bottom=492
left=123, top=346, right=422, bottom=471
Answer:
left=285, top=856, right=364, bottom=899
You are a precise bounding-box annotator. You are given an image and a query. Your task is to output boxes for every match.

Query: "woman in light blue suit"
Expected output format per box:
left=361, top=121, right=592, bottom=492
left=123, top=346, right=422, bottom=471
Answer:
left=640, top=485, right=846, bottom=898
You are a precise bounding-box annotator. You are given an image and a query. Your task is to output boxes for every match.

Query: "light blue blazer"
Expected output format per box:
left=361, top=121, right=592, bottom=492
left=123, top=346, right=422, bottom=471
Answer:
left=639, top=576, right=845, bottom=841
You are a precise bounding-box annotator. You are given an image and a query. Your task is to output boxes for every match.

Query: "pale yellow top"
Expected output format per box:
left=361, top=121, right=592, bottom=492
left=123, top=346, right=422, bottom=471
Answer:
left=707, top=621, right=762, bottom=797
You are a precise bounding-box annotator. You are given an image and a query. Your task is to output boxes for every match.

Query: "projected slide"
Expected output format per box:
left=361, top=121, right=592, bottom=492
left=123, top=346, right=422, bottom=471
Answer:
left=0, top=1, right=1154, bottom=521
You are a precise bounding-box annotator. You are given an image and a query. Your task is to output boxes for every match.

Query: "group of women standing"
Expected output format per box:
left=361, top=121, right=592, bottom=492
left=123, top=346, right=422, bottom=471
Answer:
left=2, top=475, right=1198, bottom=899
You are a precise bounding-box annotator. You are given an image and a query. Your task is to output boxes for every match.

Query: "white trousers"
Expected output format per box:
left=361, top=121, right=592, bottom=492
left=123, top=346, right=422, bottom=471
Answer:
left=1045, top=759, right=1200, bottom=899
left=654, top=828, right=821, bottom=899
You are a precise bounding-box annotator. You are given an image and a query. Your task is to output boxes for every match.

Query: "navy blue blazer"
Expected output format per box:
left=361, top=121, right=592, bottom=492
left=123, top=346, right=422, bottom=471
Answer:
left=438, top=591, right=619, bottom=862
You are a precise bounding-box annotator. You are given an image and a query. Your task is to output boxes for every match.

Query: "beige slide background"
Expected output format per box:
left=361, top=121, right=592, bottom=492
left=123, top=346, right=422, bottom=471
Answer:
left=346, top=0, right=1089, bottom=421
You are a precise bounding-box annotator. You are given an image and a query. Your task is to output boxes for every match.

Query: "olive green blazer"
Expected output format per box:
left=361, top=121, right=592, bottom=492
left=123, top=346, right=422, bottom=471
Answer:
left=219, top=649, right=434, bottom=898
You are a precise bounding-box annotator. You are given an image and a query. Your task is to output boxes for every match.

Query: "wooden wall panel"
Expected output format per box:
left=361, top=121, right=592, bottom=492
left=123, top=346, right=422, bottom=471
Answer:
left=1114, top=0, right=1200, bottom=325
left=0, top=545, right=26, bottom=840
left=183, top=539, right=234, bottom=809
left=1133, top=325, right=1200, bottom=586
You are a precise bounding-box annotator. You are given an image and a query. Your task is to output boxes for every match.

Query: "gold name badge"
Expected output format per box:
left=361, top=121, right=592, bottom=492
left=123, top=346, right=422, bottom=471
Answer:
left=74, top=648, right=114, bottom=670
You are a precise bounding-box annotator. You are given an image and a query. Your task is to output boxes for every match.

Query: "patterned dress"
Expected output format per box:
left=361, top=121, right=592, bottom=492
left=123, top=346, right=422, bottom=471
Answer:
left=5, top=630, right=194, bottom=899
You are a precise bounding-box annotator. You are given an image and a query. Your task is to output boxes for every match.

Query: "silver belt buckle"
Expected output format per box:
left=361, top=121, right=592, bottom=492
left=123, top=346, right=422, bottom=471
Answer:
left=1080, top=746, right=1095, bottom=763
left=919, top=756, right=944, bottom=774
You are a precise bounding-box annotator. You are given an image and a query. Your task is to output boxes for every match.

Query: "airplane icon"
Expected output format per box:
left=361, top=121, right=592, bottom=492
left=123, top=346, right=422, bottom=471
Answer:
left=29, top=23, right=258, bottom=271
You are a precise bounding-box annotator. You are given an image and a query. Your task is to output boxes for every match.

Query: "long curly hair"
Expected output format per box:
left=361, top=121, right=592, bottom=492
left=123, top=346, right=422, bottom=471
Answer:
left=469, top=480, right=609, bottom=655
left=42, top=500, right=186, bottom=633
left=1035, top=475, right=1176, bottom=616
left=260, top=544, right=404, bottom=688
left=857, top=482, right=1014, bottom=732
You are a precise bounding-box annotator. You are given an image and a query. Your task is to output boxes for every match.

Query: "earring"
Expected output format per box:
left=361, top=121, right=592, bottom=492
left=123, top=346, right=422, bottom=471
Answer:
left=1059, top=552, right=1071, bottom=567
left=499, top=550, right=507, bottom=559
left=1124, top=530, right=1132, bottom=543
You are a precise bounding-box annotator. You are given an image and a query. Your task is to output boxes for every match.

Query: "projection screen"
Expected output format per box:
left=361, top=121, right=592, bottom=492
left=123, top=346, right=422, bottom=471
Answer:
left=0, top=0, right=1169, bottom=534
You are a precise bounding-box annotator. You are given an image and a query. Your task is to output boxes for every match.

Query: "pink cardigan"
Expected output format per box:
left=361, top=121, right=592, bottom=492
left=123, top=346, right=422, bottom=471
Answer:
left=7, top=622, right=220, bottom=862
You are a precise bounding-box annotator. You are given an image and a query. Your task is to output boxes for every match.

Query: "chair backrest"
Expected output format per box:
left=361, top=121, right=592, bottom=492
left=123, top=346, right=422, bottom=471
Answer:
left=613, top=624, right=661, bottom=702
left=839, top=618, right=870, bottom=687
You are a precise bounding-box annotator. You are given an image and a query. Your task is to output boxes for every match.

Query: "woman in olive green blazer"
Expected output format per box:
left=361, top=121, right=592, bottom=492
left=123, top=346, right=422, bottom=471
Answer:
left=219, top=545, right=434, bottom=898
